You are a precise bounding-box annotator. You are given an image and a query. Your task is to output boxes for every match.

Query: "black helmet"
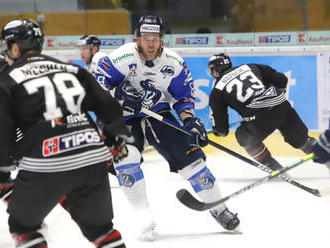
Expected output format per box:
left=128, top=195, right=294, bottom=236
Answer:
left=77, top=35, right=101, bottom=48
left=135, top=15, right=165, bottom=38
left=0, top=19, right=44, bottom=55
left=207, top=53, right=232, bottom=76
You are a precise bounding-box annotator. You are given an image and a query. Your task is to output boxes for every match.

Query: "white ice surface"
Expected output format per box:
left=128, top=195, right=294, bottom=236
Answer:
left=1, top=155, right=330, bottom=248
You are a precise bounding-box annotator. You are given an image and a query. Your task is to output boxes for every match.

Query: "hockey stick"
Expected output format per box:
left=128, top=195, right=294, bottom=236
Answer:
left=205, top=139, right=324, bottom=197
left=140, top=108, right=327, bottom=197
left=176, top=153, right=315, bottom=211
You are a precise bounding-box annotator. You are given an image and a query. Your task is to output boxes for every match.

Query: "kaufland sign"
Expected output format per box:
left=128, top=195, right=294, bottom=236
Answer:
left=298, top=31, right=330, bottom=45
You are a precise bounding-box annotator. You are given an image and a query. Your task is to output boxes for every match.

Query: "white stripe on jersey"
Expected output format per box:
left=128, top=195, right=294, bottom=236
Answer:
left=246, top=92, right=286, bottom=109
left=19, top=146, right=111, bottom=172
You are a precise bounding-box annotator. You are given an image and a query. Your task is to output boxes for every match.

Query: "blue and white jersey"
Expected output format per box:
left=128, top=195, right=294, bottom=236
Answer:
left=95, top=42, right=196, bottom=120
left=87, top=51, right=107, bottom=74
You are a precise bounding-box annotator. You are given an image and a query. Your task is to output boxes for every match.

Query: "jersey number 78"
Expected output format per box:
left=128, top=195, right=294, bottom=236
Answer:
left=23, top=72, right=86, bottom=120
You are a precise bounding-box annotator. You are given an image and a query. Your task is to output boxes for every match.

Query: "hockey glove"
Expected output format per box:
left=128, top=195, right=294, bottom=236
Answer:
left=311, top=130, right=330, bottom=164
left=212, top=126, right=229, bottom=137
left=115, top=80, right=143, bottom=115
left=183, top=117, right=209, bottom=147
left=104, top=134, right=133, bottom=163
left=140, top=79, right=163, bottom=109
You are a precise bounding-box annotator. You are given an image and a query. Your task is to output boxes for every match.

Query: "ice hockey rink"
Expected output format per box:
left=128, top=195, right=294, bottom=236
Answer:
left=1, top=152, right=330, bottom=248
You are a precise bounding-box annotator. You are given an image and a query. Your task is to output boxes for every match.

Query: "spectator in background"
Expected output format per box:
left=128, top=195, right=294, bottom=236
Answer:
left=231, top=0, right=254, bottom=32
left=196, top=27, right=212, bottom=33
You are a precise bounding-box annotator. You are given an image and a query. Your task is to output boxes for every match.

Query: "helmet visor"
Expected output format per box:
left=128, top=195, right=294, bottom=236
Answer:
left=77, top=39, right=87, bottom=46
left=207, top=63, right=217, bottom=77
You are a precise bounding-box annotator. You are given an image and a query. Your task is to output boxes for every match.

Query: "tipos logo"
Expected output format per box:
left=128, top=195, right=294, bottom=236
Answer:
left=43, top=130, right=101, bottom=156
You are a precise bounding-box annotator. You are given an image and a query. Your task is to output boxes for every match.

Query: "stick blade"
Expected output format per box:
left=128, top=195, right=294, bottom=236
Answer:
left=176, top=189, right=206, bottom=211
left=317, top=187, right=330, bottom=197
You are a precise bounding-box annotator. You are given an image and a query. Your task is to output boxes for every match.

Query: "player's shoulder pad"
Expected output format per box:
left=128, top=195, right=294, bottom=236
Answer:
left=162, top=47, right=184, bottom=67
left=109, top=42, right=136, bottom=66
left=92, top=51, right=107, bottom=65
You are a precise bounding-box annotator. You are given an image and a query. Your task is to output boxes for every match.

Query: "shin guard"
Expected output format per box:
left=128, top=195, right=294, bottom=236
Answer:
left=179, top=159, right=226, bottom=212
left=246, top=143, right=283, bottom=170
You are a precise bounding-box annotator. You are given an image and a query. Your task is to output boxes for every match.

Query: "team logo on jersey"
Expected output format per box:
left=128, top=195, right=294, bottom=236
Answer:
left=128, top=63, right=137, bottom=76
left=42, top=129, right=102, bottom=157
left=160, top=65, right=174, bottom=78
left=99, top=56, right=111, bottom=70
left=251, top=86, right=277, bottom=102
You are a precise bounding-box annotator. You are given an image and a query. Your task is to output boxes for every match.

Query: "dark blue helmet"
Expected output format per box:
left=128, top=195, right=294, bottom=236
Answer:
left=135, top=15, right=165, bottom=37
left=77, top=35, right=101, bottom=48
left=0, top=19, right=44, bottom=54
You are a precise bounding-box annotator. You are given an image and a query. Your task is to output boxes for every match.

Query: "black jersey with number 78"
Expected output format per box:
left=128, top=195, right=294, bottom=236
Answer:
left=0, top=53, right=128, bottom=173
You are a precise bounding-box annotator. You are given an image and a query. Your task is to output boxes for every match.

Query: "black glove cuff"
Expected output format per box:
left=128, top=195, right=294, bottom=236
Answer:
left=183, top=117, right=195, bottom=125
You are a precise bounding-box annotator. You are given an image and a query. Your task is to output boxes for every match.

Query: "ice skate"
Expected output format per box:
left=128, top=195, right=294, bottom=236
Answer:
left=138, top=221, right=156, bottom=241
left=210, top=208, right=240, bottom=231
left=134, top=208, right=157, bottom=241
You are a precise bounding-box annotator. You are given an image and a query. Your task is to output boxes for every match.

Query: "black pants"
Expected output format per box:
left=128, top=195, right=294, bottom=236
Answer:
left=235, top=102, right=309, bottom=149
left=8, top=162, right=114, bottom=241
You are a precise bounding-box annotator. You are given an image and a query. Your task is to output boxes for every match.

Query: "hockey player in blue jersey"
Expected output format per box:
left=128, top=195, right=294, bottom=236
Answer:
left=77, top=35, right=106, bottom=74
left=311, top=120, right=330, bottom=165
left=95, top=15, right=240, bottom=240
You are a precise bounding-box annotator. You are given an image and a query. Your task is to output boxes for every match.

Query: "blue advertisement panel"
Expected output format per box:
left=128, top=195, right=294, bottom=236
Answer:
left=171, top=34, right=214, bottom=47
left=185, top=55, right=318, bottom=130
left=255, top=32, right=296, bottom=46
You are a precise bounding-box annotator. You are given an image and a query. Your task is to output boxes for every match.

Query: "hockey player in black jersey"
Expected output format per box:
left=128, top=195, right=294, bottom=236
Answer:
left=208, top=53, right=316, bottom=171
left=0, top=54, right=15, bottom=205
left=0, top=19, right=130, bottom=248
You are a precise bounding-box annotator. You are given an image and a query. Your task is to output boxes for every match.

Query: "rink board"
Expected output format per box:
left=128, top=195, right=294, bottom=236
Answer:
left=144, top=132, right=320, bottom=157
